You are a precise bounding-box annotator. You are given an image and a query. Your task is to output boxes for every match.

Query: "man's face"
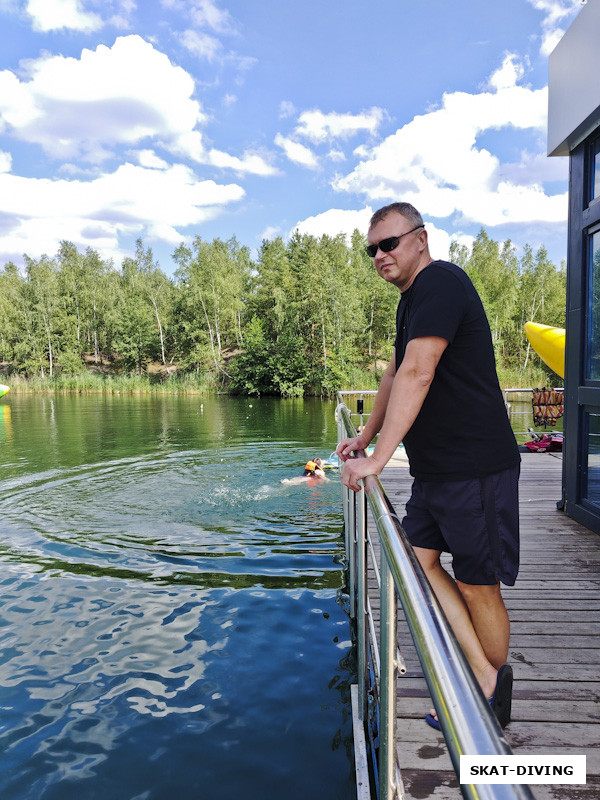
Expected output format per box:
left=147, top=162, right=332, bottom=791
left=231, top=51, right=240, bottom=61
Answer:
left=367, top=212, right=426, bottom=291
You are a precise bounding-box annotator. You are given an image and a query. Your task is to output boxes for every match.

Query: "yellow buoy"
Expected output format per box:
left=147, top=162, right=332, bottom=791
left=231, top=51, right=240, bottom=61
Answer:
left=524, top=322, right=565, bottom=379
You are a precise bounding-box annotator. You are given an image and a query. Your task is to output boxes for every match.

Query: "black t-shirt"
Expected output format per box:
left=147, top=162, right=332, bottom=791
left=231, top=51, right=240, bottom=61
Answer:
left=394, top=260, right=520, bottom=481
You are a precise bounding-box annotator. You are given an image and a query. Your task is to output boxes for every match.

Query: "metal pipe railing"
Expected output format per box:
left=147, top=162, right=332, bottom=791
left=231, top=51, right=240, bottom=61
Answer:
left=336, top=398, right=535, bottom=800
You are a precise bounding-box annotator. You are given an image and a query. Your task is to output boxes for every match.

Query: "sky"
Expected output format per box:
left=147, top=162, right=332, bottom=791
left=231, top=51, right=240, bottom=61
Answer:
left=0, top=0, right=587, bottom=275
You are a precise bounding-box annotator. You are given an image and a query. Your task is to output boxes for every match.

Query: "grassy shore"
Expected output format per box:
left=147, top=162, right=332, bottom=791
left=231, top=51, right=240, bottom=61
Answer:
left=496, top=363, right=558, bottom=389
left=2, top=372, right=219, bottom=395
left=0, top=362, right=557, bottom=396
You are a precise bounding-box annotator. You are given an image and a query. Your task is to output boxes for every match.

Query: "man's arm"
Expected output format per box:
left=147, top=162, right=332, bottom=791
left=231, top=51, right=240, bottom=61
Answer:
left=336, top=352, right=397, bottom=460
left=341, top=336, right=448, bottom=491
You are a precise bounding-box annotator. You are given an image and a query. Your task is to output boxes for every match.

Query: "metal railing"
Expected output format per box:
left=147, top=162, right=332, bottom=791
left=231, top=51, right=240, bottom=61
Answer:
left=336, top=394, right=535, bottom=800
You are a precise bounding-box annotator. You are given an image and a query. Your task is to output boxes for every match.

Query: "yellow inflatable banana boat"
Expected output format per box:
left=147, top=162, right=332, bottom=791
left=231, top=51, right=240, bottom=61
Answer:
left=0, top=384, right=10, bottom=398
left=524, top=322, right=565, bottom=379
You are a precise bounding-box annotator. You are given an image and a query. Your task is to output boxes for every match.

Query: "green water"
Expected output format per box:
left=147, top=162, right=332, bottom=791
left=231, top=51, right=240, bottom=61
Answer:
left=0, top=395, right=355, bottom=800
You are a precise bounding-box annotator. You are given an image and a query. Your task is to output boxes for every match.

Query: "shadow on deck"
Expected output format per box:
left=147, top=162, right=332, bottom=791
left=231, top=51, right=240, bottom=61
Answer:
left=371, top=453, right=599, bottom=800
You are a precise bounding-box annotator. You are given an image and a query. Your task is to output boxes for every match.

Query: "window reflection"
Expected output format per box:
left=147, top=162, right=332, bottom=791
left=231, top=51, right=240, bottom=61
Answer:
left=589, top=231, right=600, bottom=379
left=584, top=413, right=600, bottom=507
left=595, top=139, right=600, bottom=201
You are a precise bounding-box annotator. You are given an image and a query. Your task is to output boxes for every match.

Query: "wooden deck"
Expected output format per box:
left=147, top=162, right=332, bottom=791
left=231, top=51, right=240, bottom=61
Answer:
left=367, top=452, right=600, bottom=800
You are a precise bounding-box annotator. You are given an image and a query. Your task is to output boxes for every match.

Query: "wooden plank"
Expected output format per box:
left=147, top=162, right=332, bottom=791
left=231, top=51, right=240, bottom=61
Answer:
left=395, top=734, right=600, bottom=772
left=361, top=452, right=600, bottom=799
left=394, top=696, right=600, bottom=724
left=395, top=677, right=600, bottom=701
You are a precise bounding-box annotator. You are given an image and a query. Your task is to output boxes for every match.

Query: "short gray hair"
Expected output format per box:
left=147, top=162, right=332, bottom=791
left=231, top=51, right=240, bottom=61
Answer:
left=369, top=202, right=424, bottom=230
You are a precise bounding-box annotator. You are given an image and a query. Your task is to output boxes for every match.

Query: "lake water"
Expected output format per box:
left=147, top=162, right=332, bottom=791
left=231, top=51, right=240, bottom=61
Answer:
left=0, top=395, right=355, bottom=800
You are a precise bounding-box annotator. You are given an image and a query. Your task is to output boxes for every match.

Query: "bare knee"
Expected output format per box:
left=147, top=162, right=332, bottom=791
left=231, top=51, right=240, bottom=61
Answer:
left=413, top=546, right=443, bottom=574
left=456, top=580, right=502, bottom=609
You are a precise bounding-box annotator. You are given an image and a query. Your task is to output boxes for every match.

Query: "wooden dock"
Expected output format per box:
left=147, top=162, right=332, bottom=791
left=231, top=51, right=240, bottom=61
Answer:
left=367, top=452, right=600, bottom=800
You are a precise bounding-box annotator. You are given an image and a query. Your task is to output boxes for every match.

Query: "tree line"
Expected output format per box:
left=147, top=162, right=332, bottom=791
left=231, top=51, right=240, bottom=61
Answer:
left=0, top=229, right=566, bottom=395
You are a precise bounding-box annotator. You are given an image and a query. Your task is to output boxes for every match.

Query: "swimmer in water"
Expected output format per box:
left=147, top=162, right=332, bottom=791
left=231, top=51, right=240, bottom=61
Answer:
left=281, top=457, right=329, bottom=485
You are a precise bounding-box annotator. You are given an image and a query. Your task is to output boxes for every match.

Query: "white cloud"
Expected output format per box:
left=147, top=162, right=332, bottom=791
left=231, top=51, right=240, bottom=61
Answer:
left=0, top=35, right=275, bottom=175
left=499, top=149, right=569, bottom=185
left=292, top=207, right=373, bottom=242
left=26, top=0, right=103, bottom=32
left=180, top=29, right=222, bottom=61
left=295, top=108, right=385, bottom=143
left=332, top=56, right=566, bottom=228
left=207, top=147, right=278, bottom=176
left=0, top=162, right=245, bottom=263
left=129, top=149, right=169, bottom=169
left=279, top=101, right=296, bottom=119
left=526, top=0, right=584, bottom=55
left=427, top=226, right=475, bottom=263
left=260, top=225, right=281, bottom=241
left=172, top=131, right=278, bottom=176
left=0, top=36, right=205, bottom=161
left=189, top=0, right=235, bottom=33
left=488, top=53, right=525, bottom=91
left=274, top=107, right=384, bottom=171
left=274, top=133, right=319, bottom=170
left=0, top=150, right=12, bottom=172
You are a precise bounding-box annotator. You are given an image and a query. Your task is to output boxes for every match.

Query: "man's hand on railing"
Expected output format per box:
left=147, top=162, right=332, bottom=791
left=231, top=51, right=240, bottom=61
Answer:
left=336, top=435, right=367, bottom=461
left=340, top=454, right=382, bottom=493
left=336, top=435, right=381, bottom=492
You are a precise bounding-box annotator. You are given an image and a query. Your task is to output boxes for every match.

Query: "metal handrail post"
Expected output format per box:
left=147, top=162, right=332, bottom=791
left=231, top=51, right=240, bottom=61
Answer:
left=336, top=400, right=351, bottom=574
left=379, top=557, right=399, bottom=800
left=348, top=490, right=357, bottom=619
left=356, top=485, right=368, bottom=721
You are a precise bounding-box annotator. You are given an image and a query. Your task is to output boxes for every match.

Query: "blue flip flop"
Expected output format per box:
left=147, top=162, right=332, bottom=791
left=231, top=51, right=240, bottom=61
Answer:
left=425, top=664, right=512, bottom=731
left=425, top=697, right=494, bottom=731
left=425, top=712, right=441, bottom=730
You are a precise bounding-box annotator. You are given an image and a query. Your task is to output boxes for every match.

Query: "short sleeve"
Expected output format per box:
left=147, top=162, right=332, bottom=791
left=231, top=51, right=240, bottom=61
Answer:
left=406, top=266, right=468, bottom=344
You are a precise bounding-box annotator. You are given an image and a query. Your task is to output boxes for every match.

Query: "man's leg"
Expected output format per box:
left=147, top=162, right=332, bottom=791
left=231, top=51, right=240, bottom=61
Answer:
left=456, top=580, right=510, bottom=670
left=414, top=546, right=498, bottom=700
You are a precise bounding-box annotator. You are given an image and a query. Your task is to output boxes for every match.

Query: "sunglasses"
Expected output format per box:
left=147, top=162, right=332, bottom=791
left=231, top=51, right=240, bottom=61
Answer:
left=365, top=225, right=424, bottom=258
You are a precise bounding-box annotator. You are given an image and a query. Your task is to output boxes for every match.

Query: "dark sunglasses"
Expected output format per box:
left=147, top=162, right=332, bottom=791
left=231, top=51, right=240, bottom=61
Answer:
left=365, top=225, right=424, bottom=258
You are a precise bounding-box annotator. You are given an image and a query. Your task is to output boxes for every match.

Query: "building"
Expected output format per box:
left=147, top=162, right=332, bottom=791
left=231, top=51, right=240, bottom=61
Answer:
left=548, top=0, right=600, bottom=532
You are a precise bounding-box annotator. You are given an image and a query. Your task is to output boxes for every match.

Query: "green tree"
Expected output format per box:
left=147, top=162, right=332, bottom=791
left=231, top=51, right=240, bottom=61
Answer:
left=0, top=263, right=24, bottom=364
left=463, top=229, right=519, bottom=362
left=24, top=255, right=69, bottom=376
left=113, top=246, right=157, bottom=374
left=173, top=236, right=251, bottom=379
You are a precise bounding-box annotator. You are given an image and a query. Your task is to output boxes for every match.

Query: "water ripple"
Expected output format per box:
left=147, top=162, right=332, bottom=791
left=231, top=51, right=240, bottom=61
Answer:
left=0, top=403, right=353, bottom=800
left=0, top=445, right=343, bottom=589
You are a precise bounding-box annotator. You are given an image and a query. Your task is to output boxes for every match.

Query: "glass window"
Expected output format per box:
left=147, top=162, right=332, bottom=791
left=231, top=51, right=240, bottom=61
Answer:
left=588, top=231, right=600, bottom=379
left=583, top=413, right=600, bottom=507
left=593, top=138, right=600, bottom=201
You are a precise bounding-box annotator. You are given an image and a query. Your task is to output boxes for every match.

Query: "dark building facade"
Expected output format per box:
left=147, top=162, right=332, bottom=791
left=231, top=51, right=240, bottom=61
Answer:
left=548, top=0, right=600, bottom=533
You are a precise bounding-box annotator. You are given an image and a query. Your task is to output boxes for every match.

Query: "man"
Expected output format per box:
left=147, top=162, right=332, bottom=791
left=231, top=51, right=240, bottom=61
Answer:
left=337, top=202, right=519, bottom=729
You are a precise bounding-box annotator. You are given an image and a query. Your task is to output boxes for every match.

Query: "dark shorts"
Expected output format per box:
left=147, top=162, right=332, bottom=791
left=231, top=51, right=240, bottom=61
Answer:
left=402, top=465, right=520, bottom=586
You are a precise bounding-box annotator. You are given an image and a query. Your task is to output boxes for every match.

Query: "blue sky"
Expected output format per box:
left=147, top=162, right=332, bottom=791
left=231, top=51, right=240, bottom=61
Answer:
left=0, top=0, right=586, bottom=274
